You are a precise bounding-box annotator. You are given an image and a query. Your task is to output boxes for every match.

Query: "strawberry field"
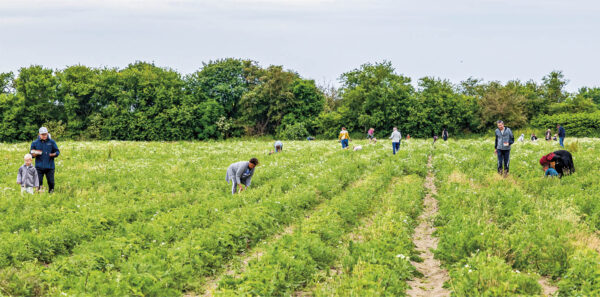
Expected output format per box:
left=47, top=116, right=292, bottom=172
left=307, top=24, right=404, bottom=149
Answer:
left=1, top=138, right=599, bottom=296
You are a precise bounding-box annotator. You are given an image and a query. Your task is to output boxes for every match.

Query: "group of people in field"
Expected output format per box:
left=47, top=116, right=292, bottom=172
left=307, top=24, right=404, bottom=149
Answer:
left=224, top=122, right=573, bottom=194
left=494, top=120, right=573, bottom=177
left=14, top=123, right=573, bottom=196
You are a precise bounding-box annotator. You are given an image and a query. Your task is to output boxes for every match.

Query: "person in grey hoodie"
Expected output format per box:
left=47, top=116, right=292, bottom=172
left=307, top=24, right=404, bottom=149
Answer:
left=226, top=158, right=259, bottom=195
left=389, top=127, right=402, bottom=155
left=494, top=120, right=514, bottom=176
left=17, top=153, right=39, bottom=194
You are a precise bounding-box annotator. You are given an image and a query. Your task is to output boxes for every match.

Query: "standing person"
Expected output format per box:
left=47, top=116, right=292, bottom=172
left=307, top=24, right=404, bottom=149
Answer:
left=17, top=154, right=39, bottom=194
left=274, top=141, right=283, bottom=153
left=30, top=127, right=60, bottom=193
left=367, top=127, right=375, bottom=144
left=557, top=124, right=566, bottom=147
left=339, top=127, right=350, bottom=149
left=442, top=127, right=449, bottom=141
left=389, top=127, right=402, bottom=155
left=494, top=120, right=514, bottom=176
left=226, top=158, right=259, bottom=195
left=545, top=129, right=552, bottom=141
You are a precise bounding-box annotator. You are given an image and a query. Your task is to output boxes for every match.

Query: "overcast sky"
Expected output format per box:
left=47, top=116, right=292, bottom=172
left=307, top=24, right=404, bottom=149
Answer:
left=1, top=0, right=598, bottom=91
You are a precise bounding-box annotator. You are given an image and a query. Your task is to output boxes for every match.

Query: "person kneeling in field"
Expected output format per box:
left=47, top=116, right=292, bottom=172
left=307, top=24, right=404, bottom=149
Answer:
left=539, top=150, right=574, bottom=178
left=274, top=141, right=283, bottom=153
left=542, top=164, right=559, bottom=177
left=226, top=158, right=259, bottom=195
left=17, top=154, right=39, bottom=194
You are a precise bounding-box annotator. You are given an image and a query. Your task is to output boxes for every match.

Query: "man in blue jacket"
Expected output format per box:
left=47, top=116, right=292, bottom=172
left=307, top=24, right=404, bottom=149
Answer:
left=30, top=127, right=60, bottom=193
left=557, top=124, right=566, bottom=147
left=494, top=120, right=514, bottom=176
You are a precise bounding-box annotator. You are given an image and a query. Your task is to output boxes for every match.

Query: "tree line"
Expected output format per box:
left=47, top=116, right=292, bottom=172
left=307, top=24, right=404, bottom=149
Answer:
left=0, top=59, right=598, bottom=142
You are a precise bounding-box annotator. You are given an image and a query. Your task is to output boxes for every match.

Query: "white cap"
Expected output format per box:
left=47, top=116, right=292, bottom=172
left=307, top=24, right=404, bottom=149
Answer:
left=39, top=127, right=48, bottom=134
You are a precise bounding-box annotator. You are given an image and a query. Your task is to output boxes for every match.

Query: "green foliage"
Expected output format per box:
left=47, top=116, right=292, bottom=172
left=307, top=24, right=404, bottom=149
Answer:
left=477, top=81, right=528, bottom=129
left=336, top=61, right=415, bottom=135
left=0, top=62, right=597, bottom=142
left=278, top=122, right=309, bottom=140
left=531, top=112, right=600, bottom=137
left=449, top=254, right=541, bottom=296
left=558, top=249, right=600, bottom=296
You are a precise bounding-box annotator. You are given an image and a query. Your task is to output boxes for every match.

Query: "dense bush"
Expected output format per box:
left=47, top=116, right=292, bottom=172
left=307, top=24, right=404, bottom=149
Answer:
left=531, top=112, right=600, bottom=137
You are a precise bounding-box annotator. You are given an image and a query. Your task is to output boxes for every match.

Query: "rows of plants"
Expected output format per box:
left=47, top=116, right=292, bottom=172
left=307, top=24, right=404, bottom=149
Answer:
left=0, top=141, right=330, bottom=267
left=432, top=139, right=600, bottom=296
left=0, top=140, right=393, bottom=296
left=213, top=143, right=429, bottom=296
left=311, top=174, right=425, bottom=296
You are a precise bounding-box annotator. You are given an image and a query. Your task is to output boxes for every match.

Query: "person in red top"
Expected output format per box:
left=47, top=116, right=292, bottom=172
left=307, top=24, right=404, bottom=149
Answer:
left=539, top=150, right=574, bottom=178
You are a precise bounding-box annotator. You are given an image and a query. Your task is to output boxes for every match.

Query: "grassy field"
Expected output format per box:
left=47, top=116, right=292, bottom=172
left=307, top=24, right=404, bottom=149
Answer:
left=0, top=138, right=599, bottom=296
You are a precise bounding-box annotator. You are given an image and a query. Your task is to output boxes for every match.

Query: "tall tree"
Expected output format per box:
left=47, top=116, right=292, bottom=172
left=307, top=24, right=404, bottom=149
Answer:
left=239, top=66, right=297, bottom=135
left=542, top=71, right=568, bottom=103
left=338, top=61, right=414, bottom=134
left=56, top=65, right=100, bottom=136
left=478, top=82, right=527, bottom=129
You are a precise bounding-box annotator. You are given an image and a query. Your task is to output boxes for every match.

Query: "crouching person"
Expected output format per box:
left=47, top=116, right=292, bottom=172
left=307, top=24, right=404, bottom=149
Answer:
left=226, top=158, right=259, bottom=195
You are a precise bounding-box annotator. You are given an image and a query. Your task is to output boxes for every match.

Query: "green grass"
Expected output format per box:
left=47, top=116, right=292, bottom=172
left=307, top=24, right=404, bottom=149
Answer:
left=0, top=138, right=599, bottom=296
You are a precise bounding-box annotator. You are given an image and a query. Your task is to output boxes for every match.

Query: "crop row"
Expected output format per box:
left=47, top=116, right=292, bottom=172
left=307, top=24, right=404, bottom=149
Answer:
left=213, top=145, right=429, bottom=296
left=312, top=174, right=425, bottom=296
left=432, top=139, right=600, bottom=296
left=5, top=142, right=396, bottom=296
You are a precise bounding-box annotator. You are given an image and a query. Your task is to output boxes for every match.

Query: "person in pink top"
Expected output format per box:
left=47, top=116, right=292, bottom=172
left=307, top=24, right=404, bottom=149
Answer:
left=367, top=127, right=375, bottom=144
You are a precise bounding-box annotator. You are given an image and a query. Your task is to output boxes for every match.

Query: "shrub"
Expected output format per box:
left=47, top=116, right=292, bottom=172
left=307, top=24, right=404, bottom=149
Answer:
left=278, top=122, right=309, bottom=140
left=531, top=112, right=600, bottom=137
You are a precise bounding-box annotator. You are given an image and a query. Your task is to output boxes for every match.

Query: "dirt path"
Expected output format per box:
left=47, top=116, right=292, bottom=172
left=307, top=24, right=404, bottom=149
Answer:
left=406, top=155, right=451, bottom=297
left=538, top=277, right=559, bottom=297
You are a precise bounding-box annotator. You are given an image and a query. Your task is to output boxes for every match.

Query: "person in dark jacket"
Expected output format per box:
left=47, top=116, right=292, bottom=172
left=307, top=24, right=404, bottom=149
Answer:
left=30, top=127, right=60, bottom=193
left=539, top=150, right=574, bottom=178
left=557, top=124, right=566, bottom=147
left=442, top=127, right=449, bottom=141
left=494, top=120, right=514, bottom=176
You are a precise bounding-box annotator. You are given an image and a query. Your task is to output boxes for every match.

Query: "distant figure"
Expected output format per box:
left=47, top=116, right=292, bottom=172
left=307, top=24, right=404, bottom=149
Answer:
left=553, top=134, right=557, bottom=141
left=557, top=124, right=566, bottom=147
left=539, top=150, right=574, bottom=178
left=433, top=135, right=439, bottom=144
left=389, top=127, right=402, bottom=155
left=339, top=127, right=351, bottom=149
left=274, top=141, right=283, bottom=153
left=17, top=154, right=39, bottom=194
left=442, top=128, right=449, bottom=141
left=494, top=120, right=514, bottom=176
left=226, top=158, right=259, bottom=195
left=545, top=129, right=552, bottom=141
left=353, top=145, right=363, bottom=151
left=517, top=134, right=525, bottom=142
left=306, top=136, right=315, bottom=141
left=367, top=127, right=375, bottom=144
left=406, top=134, right=411, bottom=140
left=531, top=134, right=538, bottom=141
